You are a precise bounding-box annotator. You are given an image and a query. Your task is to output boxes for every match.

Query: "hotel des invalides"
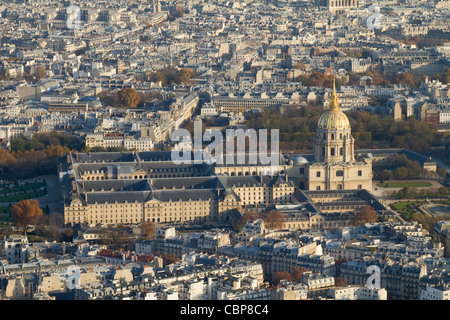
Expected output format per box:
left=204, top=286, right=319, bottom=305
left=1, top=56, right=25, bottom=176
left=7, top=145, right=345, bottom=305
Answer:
left=59, top=84, right=433, bottom=230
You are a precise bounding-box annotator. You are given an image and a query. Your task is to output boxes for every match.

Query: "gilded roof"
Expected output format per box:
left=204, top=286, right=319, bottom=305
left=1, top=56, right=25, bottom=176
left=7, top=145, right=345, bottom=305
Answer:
left=317, top=80, right=351, bottom=130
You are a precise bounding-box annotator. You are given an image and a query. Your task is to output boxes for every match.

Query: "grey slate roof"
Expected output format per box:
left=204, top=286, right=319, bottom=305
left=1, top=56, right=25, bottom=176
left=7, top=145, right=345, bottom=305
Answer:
left=79, top=179, right=151, bottom=192
left=85, top=191, right=152, bottom=204
left=150, top=189, right=218, bottom=202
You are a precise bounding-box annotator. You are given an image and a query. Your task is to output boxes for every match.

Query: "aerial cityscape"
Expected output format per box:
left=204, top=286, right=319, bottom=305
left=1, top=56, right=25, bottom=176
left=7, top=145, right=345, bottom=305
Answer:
left=0, top=0, right=450, bottom=305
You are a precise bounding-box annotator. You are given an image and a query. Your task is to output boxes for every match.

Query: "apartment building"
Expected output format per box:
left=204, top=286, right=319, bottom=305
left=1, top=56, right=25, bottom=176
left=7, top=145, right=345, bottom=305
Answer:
left=328, top=285, right=387, bottom=300
left=0, top=235, right=29, bottom=264
left=339, top=259, right=428, bottom=299
left=420, top=284, right=450, bottom=300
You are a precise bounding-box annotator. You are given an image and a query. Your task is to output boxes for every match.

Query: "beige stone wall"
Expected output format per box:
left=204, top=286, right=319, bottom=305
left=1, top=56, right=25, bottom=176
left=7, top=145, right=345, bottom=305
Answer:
left=64, top=183, right=297, bottom=226
left=114, top=269, right=133, bottom=283
left=214, top=165, right=286, bottom=176
left=5, top=278, right=27, bottom=300
left=39, top=274, right=63, bottom=293
left=282, top=216, right=352, bottom=230
left=307, top=161, right=372, bottom=191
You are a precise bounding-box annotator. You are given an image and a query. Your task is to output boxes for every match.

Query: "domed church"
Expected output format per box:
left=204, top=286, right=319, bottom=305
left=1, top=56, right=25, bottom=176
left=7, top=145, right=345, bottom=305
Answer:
left=288, top=80, right=373, bottom=191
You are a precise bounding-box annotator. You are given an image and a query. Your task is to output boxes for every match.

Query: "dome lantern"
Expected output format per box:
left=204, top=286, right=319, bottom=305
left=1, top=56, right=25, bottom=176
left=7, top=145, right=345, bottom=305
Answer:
left=317, top=78, right=351, bottom=131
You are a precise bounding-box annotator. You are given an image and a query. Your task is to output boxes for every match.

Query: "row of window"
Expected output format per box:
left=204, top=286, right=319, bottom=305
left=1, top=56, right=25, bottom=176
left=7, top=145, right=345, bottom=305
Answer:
left=315, top=184, right=362, bottom=190
left=322, top=133, right=349, bottom=140
left=314, top=170, right=362, bottom=178
left=322, top=147, right=344, bottom=157
left=83, top=173, right=197, bottom=180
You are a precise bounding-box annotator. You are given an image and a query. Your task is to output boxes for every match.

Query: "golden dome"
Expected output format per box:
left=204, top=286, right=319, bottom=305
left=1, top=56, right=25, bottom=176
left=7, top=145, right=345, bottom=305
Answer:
left=317, top=80, right=351, bottom=130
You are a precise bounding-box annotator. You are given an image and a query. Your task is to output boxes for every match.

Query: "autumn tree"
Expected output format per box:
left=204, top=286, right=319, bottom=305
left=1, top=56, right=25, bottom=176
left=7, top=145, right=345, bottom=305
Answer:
left=0, top=148, right=16, bottom=168
left=171, top=4, right=186, bottom=18
left=291, top=267, right=308, bottom=283
left=36, top=65, right=47, bottom=80
left=293, top=62, right=306, bottom=71
left=306, top=72, right=327, bottom=87
left=98, top=90, right=118, bottom=107
left=273, top=271, right=292, bottom=285
left=141, top=221, right=156, bottom=239
left=35, top=212, right=64, bottom=241
left=394, top=72, right=418, bottom=88
left=352, top=205, right=378, bottom=226
left=335, top=277, right=349, bottom=287
left=178, top=68, right=195, bottom=85
left=233, top=211, right=259, bottom=232
left=261, top=210, right=285, bottom=230
left=117, top=87, right=140, bottom=109
left=63, top=227, right=74, bottom=242
left=10, top=199, right=44, bottom=234
left=144, top=67, right=196, bottom=86
left=154, top=251, right=180, bottom=265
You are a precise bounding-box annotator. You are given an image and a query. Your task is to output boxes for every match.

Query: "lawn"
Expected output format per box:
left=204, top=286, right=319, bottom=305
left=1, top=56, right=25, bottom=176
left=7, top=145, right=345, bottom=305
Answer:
left=391, top=202, right=416, bottom=211
left=376, top=181, right=432, bottom=188
left=0, top=189, right=46, bottom=203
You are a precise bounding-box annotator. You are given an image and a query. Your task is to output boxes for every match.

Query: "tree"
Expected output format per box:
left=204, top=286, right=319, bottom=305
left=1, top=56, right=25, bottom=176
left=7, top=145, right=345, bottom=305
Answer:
left=0, top=67, right=10, bottom=81
left=172, top=5, right=186, bottom=18
left=436, top=67, right=450, bottom=84
left=63, top=227, right=74, bottom=242
left=35, top=212, right=64, bottom=241
left=154, top=251, right=180, bottom=265
left=141, top=221, right=156, bottom=239
left=294, top=62, right=306, bottom=71
left=36, top=65, right=47, bottom=80
left=98, top=90, right=118, bottom=107
left=10, top=199, right=43, bottom=234
left=117, top=88, right=140, bottom=109
left=394, top=72, right=418, bottom=88
left=178, top=68, right=195, bottom=85
left=335, top=277, right=348, bottom=287
left=394, top=166, right=409, bottom=180
left=273, top=271, right=292, bottom=285
left=262, top=210, right=285, bottom=230
left=436, top=168, right=447, bottom=180
left=352, top=205, right=378, bottom=226
left=291, top=267, right=307, bottom=283
left=233, top=211, right=258, bottom=232
left=0, top=148, right=16, bottom=168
